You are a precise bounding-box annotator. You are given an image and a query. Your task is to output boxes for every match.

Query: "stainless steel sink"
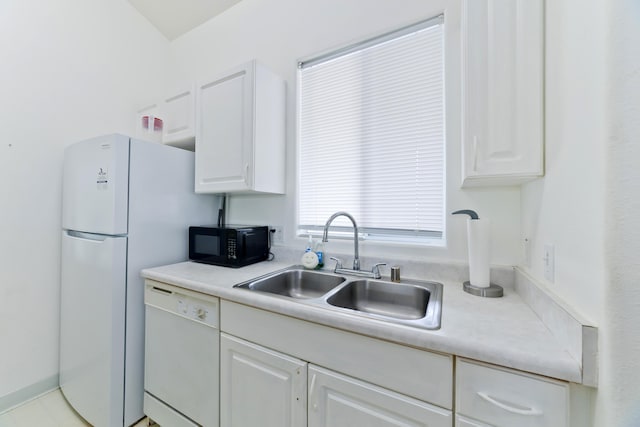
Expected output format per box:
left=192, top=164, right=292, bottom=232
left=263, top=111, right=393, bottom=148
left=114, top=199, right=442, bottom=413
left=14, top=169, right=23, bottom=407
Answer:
left=234, top=268, right=346, bottom=299
left=323, top=279, right=442, bottom=329
left=234, top=267, right=443, bottom=330
left=326, top=279, right=430, bottom=320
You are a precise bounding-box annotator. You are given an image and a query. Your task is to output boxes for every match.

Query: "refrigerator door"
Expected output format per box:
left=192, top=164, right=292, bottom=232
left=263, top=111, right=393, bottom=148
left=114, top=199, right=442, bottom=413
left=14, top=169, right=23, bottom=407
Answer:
left=62, top=134, right=130, bottom=235
left=59, top=230, right=127, bottom=427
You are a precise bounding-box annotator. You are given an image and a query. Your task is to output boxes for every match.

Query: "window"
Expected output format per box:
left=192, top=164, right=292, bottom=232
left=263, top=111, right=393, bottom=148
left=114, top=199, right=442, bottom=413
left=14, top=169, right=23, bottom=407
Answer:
left=297, top=16, right=445, bottom=244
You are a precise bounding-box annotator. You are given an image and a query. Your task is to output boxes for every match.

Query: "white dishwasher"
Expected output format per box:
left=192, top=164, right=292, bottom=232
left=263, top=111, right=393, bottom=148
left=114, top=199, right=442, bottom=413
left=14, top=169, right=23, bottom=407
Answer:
left=143, top=280, right=219, bottom=427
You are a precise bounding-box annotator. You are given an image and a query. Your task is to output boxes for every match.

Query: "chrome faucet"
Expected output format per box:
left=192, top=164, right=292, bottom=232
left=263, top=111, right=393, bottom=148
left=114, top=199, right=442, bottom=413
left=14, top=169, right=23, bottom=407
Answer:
left=322, top=211, right=385, bottom=279
left=322, top=211, right=360, bottom=270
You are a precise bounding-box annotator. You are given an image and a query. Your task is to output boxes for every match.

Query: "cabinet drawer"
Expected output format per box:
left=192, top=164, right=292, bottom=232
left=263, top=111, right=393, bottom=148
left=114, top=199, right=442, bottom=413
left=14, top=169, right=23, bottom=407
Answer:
left=456, top=359, right=569, bottom=427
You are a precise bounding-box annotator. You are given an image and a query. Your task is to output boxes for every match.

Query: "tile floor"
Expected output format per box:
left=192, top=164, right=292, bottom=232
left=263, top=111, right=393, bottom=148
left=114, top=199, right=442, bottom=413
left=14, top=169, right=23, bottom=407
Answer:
left=0, top=389, right=152, bottom=427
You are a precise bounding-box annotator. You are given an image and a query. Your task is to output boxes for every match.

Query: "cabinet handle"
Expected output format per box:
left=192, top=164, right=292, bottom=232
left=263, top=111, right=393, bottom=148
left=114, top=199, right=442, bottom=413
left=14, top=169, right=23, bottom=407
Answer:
left=244, top=163, right=250, bottom=184
left=477, top=391, right=543, bottom=416
left=309, top=373, right=318, bottom=411
left=472, top=136, right=479, bottom=172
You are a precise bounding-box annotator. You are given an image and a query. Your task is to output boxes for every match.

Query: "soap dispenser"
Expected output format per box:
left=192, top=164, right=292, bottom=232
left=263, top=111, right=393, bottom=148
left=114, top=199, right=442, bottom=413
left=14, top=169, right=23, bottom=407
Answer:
left=452, top=209, right=503, bottom=297
left=301, top=235, right=319, bottom=269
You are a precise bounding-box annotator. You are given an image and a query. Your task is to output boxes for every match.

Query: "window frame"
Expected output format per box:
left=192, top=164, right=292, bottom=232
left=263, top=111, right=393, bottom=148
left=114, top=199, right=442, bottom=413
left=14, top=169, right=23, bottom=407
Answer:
left=295, top=15, right=449, bottom=247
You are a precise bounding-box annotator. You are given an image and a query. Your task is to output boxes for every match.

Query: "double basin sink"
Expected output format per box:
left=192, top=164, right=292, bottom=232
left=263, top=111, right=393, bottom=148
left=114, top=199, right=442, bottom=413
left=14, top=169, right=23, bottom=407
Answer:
left=234, top=266, right=442, bottom=330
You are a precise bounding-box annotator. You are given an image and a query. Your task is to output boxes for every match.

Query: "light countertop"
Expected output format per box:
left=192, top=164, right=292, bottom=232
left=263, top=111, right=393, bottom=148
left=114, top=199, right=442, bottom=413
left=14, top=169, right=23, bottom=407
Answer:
left=141, top=260, right=582, bottom=383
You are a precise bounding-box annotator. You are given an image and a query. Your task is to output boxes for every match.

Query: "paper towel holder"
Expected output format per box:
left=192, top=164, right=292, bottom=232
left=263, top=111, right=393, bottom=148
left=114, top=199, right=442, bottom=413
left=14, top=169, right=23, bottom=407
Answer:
left=452, top=209, right=504, bottom=298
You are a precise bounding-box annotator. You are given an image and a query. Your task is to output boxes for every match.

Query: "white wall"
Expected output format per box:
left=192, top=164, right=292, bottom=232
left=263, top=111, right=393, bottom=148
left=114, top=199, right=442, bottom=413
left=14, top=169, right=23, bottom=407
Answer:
left=0, top=0, right=169, bottom=403
left=600, top=1, right=640, bottom=425
left=520, top=0, right=608, bottom=418
left=168, top=0, right=522, bottom=268
left=521, top=0, right=607, bottom=323
left=521, top=0, right=640, bottom=425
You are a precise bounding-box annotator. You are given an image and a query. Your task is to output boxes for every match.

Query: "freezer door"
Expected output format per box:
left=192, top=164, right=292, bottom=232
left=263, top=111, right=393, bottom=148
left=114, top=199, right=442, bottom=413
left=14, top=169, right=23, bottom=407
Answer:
left=62, top=134, right=130, bottom=235
left=59, top=230, right=127, bottom=427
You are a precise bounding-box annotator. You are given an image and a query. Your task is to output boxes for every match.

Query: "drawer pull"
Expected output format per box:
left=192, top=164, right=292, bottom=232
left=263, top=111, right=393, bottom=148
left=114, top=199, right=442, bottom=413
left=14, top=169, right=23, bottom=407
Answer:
left=477, top=391, right=543, bottom=416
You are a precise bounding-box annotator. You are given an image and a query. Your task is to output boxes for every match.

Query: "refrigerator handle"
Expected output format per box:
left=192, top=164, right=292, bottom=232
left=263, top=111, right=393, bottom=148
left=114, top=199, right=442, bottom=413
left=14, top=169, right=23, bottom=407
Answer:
left=65, top=230, right=111, bottom=242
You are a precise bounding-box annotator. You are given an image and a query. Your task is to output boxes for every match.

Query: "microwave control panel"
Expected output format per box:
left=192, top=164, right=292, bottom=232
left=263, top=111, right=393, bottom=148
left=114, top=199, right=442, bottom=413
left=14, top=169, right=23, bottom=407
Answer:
left=227, top=237, right=237, bottom=259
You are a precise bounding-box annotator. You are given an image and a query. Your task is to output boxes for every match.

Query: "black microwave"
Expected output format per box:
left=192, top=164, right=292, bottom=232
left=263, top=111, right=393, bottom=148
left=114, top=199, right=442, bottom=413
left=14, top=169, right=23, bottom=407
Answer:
left=189, top=225, right=270, bottom=268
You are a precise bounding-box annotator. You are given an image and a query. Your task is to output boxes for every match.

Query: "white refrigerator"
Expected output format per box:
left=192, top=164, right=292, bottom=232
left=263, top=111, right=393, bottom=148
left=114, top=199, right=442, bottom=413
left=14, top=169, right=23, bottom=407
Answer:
left=59, top=134, right=216, bottom=427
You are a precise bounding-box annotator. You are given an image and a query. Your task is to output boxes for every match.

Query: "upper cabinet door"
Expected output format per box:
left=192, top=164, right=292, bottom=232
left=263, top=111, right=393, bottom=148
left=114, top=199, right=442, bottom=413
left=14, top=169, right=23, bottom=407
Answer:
left=196, top=63, right=252, bottom=193
left=162, top=83, right=196, bottom=149
left=195, top=60, right=285, bottom=194
left=461, top=0, right=544, bottom=187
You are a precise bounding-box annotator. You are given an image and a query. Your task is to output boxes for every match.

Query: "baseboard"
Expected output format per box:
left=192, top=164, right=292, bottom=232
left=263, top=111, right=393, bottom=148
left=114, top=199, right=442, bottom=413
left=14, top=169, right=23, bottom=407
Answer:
left=0, top=375, right=59, bottom=414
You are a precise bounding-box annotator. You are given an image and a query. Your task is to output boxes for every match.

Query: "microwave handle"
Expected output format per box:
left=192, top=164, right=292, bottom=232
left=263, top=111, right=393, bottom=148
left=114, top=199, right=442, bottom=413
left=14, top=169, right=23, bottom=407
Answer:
left=239, top=232, right=247, bottom=257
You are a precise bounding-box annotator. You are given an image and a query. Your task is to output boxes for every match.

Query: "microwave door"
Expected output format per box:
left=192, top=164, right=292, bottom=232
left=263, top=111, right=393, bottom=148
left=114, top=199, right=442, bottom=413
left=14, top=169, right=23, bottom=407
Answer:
left=196, top=233, right=221, bottom=257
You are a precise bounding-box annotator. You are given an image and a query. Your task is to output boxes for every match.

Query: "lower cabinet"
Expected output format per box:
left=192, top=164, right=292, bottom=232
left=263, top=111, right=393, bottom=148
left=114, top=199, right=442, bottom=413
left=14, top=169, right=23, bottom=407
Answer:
left=220, top=333, right=307, bottom=427
left=142, top=281, right=590, bottom=427
left=220, top=333, right=452, bottom=427
left=308, top=365, right=452, bottom=427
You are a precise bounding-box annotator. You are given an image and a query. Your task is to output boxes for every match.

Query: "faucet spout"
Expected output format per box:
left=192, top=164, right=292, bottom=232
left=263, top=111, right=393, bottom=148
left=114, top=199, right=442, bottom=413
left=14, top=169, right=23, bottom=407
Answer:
left=322, top=211, right=360, bottom=271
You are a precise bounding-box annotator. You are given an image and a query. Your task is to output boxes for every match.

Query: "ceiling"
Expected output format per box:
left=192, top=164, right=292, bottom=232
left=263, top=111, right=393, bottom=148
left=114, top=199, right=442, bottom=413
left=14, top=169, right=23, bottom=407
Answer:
left=128, top=0, right=242, bottom=41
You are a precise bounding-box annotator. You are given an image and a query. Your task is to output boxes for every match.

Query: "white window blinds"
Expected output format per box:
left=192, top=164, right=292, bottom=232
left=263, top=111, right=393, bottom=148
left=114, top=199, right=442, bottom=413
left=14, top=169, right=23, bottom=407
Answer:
left=298, top=17, right=445, bottom=242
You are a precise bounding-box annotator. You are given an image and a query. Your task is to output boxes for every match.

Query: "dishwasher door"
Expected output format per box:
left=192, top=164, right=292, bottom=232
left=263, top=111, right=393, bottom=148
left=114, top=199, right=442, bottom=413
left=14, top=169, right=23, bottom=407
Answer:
left=144, top=281, right=219, bottom=427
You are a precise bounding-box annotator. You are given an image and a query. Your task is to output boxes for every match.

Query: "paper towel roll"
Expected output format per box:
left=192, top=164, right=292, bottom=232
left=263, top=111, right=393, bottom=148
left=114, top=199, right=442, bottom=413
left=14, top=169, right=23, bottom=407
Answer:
left=467, top=218, right=491, bottom=288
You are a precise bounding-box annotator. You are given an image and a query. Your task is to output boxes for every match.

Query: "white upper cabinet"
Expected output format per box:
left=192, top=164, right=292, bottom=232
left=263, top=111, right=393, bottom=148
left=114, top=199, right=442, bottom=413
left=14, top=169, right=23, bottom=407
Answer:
left=161, top=84, right=196, bottom=150
left=134, top=85, right=195, bottom=150
left=461, top=0, right=544, bottom=187
left=195, top=60, right=286, bottom=194
left=134, top=102, right=162, bottom=143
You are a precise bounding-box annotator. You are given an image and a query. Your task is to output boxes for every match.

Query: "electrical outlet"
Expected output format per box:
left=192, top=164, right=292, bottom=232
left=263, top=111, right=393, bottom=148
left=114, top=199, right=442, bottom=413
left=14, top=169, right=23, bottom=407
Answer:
left=271, top=226, right=284, bottom=244
left=543, top=244, right=555, bottom=283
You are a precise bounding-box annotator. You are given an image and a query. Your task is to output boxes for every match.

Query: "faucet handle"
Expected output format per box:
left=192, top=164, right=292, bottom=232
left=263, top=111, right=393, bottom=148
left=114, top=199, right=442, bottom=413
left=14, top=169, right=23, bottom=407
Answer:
left=371, top=263, right=386, bottom=279
left=330, top=257, right=343, bottom=271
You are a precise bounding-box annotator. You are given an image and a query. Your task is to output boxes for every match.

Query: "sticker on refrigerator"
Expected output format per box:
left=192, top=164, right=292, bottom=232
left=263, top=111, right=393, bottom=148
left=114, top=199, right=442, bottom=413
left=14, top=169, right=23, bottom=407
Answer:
left=97, top=168, right=108, bottom=190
